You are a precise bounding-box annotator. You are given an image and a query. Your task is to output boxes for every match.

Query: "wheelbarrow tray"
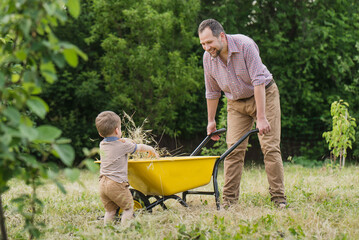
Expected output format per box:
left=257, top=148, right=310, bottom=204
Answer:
left=128, top=156, right=219, bottom=196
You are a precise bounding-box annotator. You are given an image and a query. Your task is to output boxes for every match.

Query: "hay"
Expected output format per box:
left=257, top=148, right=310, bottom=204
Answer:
left=121, top=112, right=170, bottom=160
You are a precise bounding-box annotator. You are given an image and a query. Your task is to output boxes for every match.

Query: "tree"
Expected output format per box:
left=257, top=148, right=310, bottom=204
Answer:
left=39, top=1, right=106, bottom=161
left=87, top=0, right=205, bottom=137
left=29, top=0, right=359, bottom=162
left=323, top=100, right=356, bottom=169
left=0, top=0, right=87, bottom=238
left=199, top=0, right=359, bottom=160
left=247, top=0, right=359, bottom=159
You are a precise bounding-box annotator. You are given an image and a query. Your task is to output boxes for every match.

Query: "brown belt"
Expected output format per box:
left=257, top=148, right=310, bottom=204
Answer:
left=236, top=79, right=275, bottom=101
left=265, top=79, right=275, bottom=89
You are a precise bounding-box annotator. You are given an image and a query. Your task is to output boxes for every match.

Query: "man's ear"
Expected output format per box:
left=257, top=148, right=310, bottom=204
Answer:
left=220, top=32, right=226, bottom=40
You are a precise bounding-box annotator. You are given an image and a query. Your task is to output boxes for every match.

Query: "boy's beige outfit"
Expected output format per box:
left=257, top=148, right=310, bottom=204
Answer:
left=99, top=138, right=137, bottom=211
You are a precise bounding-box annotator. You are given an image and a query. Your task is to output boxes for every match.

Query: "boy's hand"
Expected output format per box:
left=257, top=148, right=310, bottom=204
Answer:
left=147, top=147, right=159, bottom=158
left=137, top=144, right=159, bottom=158
left=148, top=152, right=159, bottom=158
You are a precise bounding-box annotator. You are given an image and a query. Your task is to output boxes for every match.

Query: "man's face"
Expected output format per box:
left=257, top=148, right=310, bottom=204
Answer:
left=199, top=27, right=224, bottom=58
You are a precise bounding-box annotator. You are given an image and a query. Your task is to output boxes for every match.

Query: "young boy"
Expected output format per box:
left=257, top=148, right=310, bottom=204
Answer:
left=95, top=111, right=159, bottom=225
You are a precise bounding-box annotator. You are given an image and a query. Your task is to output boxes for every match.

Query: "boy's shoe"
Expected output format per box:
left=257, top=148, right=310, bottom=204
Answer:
left=274, top=201, right=288, bottom=209
left=277, top=202, right=287, bottom=209
left=272, top=197, right=288, bottom=209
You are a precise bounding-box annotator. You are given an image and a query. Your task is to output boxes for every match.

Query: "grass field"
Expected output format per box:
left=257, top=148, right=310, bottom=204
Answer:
left=3, top=164, right=359, bottom=239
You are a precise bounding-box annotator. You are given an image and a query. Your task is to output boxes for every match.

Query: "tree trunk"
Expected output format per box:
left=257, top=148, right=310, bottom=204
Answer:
left=0, top=193, right=8, bottom=240
left=343, top=111, right=348, bottom=168
left=339, top=150, right=342, bottom=170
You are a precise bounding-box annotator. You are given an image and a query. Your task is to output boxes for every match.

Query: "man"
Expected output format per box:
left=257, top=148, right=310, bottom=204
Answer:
left=198, top=19, right=287, bottom=208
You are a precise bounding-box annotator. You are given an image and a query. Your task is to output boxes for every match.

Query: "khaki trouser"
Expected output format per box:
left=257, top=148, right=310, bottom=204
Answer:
left=99, top=176, right=134, bottom=212
left=224, top=83, right=286, bottom=204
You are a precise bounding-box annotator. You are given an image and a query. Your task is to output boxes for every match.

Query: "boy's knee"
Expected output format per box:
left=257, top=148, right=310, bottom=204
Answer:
left=104, top=210, right=117, bottom=225
left=121, top=209, right=134, bottom=224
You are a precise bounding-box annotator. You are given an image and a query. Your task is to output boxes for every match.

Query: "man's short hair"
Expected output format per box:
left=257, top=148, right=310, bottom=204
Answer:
left=95, top=111, right=121, bottom=137
left=198, top=19, right=225, bottom=37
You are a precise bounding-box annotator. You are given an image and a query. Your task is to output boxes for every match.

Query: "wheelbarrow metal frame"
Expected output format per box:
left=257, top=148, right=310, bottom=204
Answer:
left=140, top=128, right=259, bottom=211
left=182, top=128, right=259, bottom=210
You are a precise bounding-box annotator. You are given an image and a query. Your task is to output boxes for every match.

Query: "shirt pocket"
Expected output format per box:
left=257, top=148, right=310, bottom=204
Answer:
left=217, top=80, right=230, bottom=93
left=235, top=68, right=251, bottom=82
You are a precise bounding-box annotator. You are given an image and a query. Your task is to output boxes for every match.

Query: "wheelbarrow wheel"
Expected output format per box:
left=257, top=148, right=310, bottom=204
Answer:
left=116, top=189, right=151, bottom=217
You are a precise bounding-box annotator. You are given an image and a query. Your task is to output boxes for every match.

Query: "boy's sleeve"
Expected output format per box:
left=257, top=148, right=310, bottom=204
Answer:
left=120, top=138, right=137, bottom=154
left=131, top=143, right=137, bottom=154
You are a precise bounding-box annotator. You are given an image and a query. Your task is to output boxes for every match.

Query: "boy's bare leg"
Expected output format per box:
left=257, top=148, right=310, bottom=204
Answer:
left=121, top=209, right=134, bottom=225
left=104, top=210, right=117, bottom=225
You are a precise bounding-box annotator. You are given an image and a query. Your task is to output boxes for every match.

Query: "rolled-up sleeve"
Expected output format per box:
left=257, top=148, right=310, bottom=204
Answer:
left=121, top=138, right=137, bottom=154
left=244, top=41, right=269, bottom=86
left=203, top=54, right=221, bottom=99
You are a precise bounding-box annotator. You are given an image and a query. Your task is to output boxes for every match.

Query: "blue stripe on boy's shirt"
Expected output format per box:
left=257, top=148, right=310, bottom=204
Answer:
left=132, top=144, right=137, bottom=154
left=103, top=137, right=119, bottom=142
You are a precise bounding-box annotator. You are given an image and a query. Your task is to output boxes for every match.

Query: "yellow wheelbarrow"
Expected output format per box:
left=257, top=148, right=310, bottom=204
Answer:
left=96, top=128, right=259, bottom=213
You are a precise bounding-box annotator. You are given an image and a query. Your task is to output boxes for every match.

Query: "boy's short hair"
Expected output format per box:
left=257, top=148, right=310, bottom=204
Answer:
left=198, top=19, right=225, bottom=37
left=95, top=111, right=121, bottom=137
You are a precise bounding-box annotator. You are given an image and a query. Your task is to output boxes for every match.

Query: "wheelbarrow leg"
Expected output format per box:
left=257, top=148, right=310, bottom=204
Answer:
left=146, top=197, right=166, bottom=211
left=154, top=196, right=168, bottom=210
left=182, top=191, right=188, bottom=202
left=165, top=195, right=188, bottom=208
left=214, top=180, right=220, bottom=210
left=213, top=159, right=221, bottom=210
left=146, top=195, right=188, bottom=211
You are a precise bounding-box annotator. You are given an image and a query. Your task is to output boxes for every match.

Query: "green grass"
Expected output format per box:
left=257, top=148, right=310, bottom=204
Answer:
left=3, top=164, right=359, bottom=239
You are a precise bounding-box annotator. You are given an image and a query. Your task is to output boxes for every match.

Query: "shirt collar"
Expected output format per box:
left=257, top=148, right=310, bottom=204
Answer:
left=103, top=136, right=119, bottom=142
left=210, top=34, right=239, bottom=61
left=226, top=34, right=240, bottom=55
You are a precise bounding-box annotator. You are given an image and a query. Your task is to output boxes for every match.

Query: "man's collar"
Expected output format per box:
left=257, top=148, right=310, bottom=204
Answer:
left=226, top=34, right=240, bottom=55
left=210, top=34, right=238, bottom=61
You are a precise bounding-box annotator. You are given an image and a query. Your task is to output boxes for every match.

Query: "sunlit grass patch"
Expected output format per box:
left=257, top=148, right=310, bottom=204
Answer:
left=3, top=165, right=359, bottom=239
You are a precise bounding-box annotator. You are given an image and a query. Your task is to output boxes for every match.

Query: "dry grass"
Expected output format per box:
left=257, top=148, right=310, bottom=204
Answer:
left=3, top=164, right=359, bottom=239
left=4, top=116, right=358, bottom=239
left=121, top=112, right=171, bottom=159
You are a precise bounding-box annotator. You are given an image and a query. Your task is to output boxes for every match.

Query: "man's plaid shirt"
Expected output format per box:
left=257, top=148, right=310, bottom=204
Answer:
left=203, top=34, right=273, bottom=100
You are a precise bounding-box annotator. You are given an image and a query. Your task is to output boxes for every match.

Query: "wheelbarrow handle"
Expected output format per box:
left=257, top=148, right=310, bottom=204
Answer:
left=219, top=128, right=259, bottom=161
left=190, top=128, right=227, bottom=156
left=212, top=128, right=259, bottom=210
left=209, top=128, right=227, bottom=137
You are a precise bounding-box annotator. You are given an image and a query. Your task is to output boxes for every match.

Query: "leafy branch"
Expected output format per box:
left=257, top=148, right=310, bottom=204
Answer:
left=323, top=100, right=356, bottom=169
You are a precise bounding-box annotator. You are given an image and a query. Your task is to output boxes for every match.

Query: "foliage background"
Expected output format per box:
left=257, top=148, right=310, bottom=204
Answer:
left=41, top=0, right=359, bottom=163
left=0, top=0, right=93, bottom=238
